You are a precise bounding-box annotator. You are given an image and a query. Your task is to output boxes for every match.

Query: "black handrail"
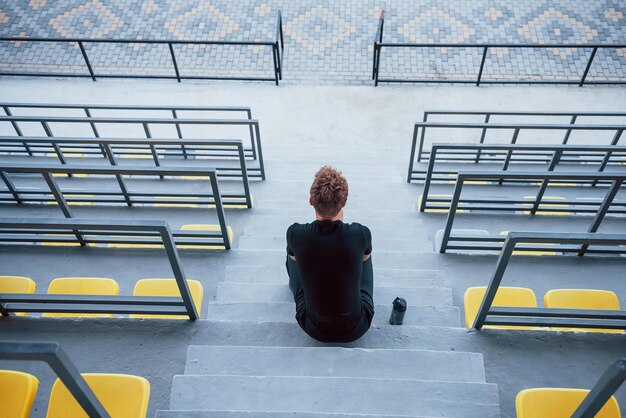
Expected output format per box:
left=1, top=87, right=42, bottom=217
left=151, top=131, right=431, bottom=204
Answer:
left=572, top=358, right=626, bottom=418
left=372, top=10, right=626, bottom=86
left=472, top=232, right=626, bottom=330
left=0, top=341, right=110, bottom=417
left=0, top=10, right=284, bottom=85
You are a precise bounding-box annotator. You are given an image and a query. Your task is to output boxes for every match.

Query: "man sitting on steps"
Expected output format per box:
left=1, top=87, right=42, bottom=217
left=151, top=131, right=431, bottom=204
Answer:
left=286, top=166, right=374, bottom=343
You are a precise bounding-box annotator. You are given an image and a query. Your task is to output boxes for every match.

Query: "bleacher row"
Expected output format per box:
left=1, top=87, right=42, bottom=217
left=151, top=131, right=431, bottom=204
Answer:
left=1, top=105, right=625, bottom=417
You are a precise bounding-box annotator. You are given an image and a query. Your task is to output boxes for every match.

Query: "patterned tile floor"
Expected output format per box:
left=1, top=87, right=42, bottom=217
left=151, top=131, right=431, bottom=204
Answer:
left=0, top=0, right=624, bottom=85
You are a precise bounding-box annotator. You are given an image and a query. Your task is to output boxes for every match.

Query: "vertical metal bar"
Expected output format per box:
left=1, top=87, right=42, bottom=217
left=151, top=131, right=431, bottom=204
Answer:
left=407, top=124, right=420, bottom=182
left=159, top=225, right=198, bottom=320
left=529, top=150, right=562, bottom=215
left=84, top=108, right=107, bottom=157
left=41, top=121, right=67, bottom=164
left=271, top=44, right=280, bottom=86
left=474, top=114, right=490, bottom=163
left=476, top=47, right=488, bottom=86
left=237, top=144, right=253, bottom=208
left=209, top=174, right=231, bottom=250
left=579, top=47, right=598, bottom=87
left=597, top=129, right=623, bottom=173
left=499, top=128, right=520, bottom=184
left=374, top=44, right=381, bottom=86
left=419, top=147, right=438, bottom=212
left=561, top=115, right=577, bottom=145
left=102, top=143, right=133, bottom=206
left=47, top=346, right=110, bottom=417
left=142, top=123, right=163, bottom=179
left=0, top=171, right=23, bottom=204
left=439, top=175, right=464, bottom=253
left=571, top=359, right=626, bottom=418
left=171, top=110, right=188, bottom=159
left=372, top=42, right=378, bottom=80
left=3, top=106, right=32, bottom=156
left=42, top=172, right=85, bottom=246
left=78, top=41, right=96, bottom=81
left=472, top=235, right=516, bottom=329
left=168, top=43, right=181, bottom=82
left=253, top=122, right=265, bottom=180
left=578, top=179, right=622, bottom=256
left=416, top=114, right=428, bottom=163
left=0, top=302, right=9, bottom=317
left=246, top=109, right=257, bottom=160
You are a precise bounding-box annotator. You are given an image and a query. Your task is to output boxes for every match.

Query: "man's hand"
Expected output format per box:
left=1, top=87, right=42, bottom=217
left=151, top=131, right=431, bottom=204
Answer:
left=362, top=253, right=371, bottom=261
left=289, top=254, right=297, bottom=261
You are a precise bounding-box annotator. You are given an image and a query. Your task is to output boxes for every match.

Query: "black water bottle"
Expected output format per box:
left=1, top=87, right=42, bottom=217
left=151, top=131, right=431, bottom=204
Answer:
left=389, top=297, right=407, bottom=325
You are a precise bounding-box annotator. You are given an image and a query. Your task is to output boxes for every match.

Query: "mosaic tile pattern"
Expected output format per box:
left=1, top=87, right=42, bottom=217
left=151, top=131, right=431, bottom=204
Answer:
left=0, top=0, right=624, bottom=84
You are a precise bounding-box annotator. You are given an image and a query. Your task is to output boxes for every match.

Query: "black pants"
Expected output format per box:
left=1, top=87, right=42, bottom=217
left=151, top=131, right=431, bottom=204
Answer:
left=286, top=256, right=374, bottom=343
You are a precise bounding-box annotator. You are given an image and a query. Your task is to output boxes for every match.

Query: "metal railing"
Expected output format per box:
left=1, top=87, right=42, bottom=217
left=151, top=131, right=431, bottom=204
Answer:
left=419, top=144, right=626, bottom=210
left=372, top=10, right=626, bottom=86
left=472, top=232, right=626, bottom=330
left=0, top=10, right=284, bottom=85
left=572, top=358, right=626, bottom=418
left=409, top=121, right=625, bottom=169
left=0, top=341, right=110, bottom=417
left=0, top=163, right=233, bottom=249
left=0, top=218, right=199, bottom=318
left=438, top=171, right=626, bottom=254
left=0, top=102, right=265, bottom=179
left=0, top=135, right=257, bottom=180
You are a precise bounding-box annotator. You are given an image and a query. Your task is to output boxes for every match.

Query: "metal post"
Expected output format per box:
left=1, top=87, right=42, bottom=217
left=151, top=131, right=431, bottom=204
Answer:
left=142, top=123, right=162, bottom=179
left=159, top=225, right=198, bottom=320
left=416, top=114, right=428, bottom=163
left=0, top=171, right=22, bottom=204
left=209, top=174, right=231, bottom=250
left=78, top=41, right=96, bottom=81
left=419, top=147, right=437, bottom=211
left=237, top=144, right=253, bottom=208
left=439, top=176, right=464, bottom=253
left=41, top=121, right=67, bottom=165
left=374, top=44, right=381, bottom=86
left=84, top=108, right=107, bottom=157
left=171, top=110, right=188, bottom=159
left=254, top=122, right=265, bottom=180
left=246, top=109, right=256, bottom=160
left=499, top=128, right=520, bottom=184
left=561, top=115, right=577, bottom=145
left=597, top=129, right=623, bottom=174
left=571, top=359, right=626, bottom=418
left=407, top=124, right=420, bottom=182
left=472, top=235, right=516, bottom=329
left=2, top=106, right=32, bottom=156
left=474, top=114, right=490, bottom=163
left=579, top=47, right=598, bottom=86
left=272, top=45, right=280, bottom=86
left=0, top=302, right=9, bottom=317
left=578, top=179, right=622, bottom=256
left=168, top=43, right=181, bottom=82
left=529, top=150, right=562, bottom=215
left=41, top=172, right=85, bottom=246
left=102, top=143, right=133, bottom=206
left=476, top=47, right=488, bottom=86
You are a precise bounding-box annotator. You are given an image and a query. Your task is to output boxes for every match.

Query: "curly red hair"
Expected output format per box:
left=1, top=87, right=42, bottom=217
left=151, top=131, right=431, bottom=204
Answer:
left=310, top=166, right=349, bottom=218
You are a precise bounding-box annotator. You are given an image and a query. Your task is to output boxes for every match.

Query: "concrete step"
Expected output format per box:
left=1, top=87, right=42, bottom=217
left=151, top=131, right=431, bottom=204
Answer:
left=184, top=346, right=485, bottom=382
left=238, top=236, right=433, bottom=252
left=219, top=250, right=442, bottom=270
left=157, top=411, right=418, bottom=418
left=169, top=375, right=500, bottom=418
left=224, top=265, right=447, bottom=287
left=216, top=283, right=453, bottom=306
left=208, top=302, right=461, bottom=327
left=242, top=216, right=425, bottom=237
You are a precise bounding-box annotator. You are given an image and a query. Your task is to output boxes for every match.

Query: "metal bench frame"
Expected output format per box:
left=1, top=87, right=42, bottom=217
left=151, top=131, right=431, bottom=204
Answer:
left=419, top=144, right=626, bottom=210
left=0, top=341, right=110, bottom=417
left=0, top=163, right=233, bottom=249
left=0, top=218, right=199, bottom=318
left=438, top=171, right=625, bottom=254
left=0, top=108, right=265, bottom=180
left=473, top=232, right=626, bottom=330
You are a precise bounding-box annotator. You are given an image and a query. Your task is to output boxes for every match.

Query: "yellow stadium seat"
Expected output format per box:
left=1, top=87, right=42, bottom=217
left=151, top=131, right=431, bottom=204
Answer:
left=464, top=286, right=538, bottom=330
left=43, top=277, right=119, bottom=318
left=0, top=370, right=39, bottom=418
left=47, top=373, right=150, bottom=418
left=516, top=388, right=620, bottom=418
left=544, top=289, right=624, bottom=334
left=179, top=224, right=234, bottom=250
left=130, top=278, right=203, bottom=319
left=0, top=276, right=37, bottom=316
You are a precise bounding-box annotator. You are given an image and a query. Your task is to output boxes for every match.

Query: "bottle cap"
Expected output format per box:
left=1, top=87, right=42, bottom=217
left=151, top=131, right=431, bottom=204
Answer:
left=392, top=297, right=407, bottom=312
